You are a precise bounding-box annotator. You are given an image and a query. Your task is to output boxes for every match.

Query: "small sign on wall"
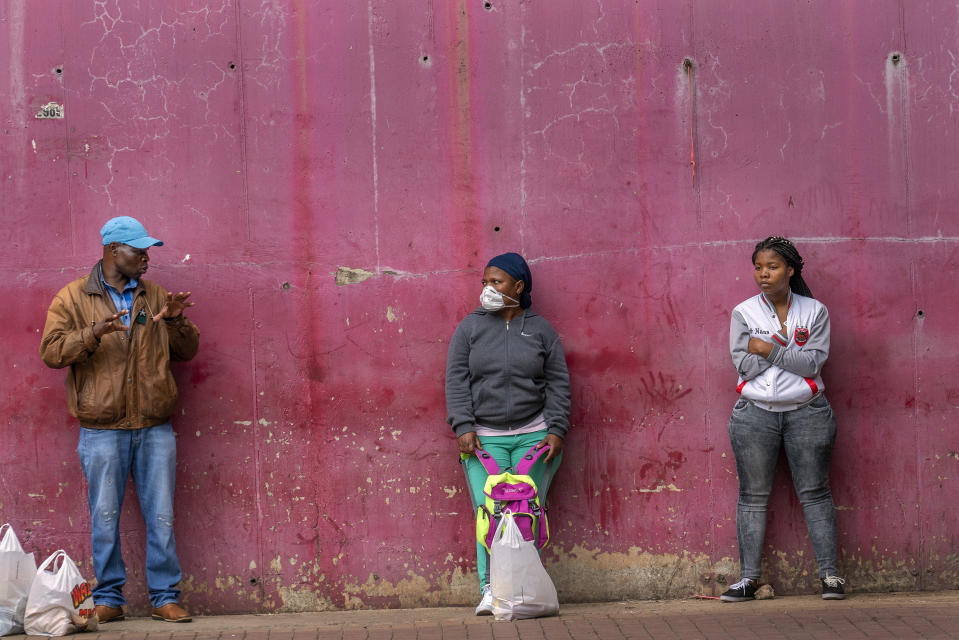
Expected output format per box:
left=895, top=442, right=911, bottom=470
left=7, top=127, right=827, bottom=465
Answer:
left=35, top=102, right=64, bottom=119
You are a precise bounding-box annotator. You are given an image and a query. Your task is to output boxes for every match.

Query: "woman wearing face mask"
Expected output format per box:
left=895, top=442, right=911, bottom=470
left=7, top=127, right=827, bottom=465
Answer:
left=445, top=252, right=571, bottom=615
left=721, top=237, right=846, bottom=603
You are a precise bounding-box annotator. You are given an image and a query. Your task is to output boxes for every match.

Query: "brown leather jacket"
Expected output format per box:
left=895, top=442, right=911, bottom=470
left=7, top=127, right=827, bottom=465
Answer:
left=39, top=262, right=200, bottom=430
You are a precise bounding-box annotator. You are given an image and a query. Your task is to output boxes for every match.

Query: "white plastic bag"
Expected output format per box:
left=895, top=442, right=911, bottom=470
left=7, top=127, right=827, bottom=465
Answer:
left=0, top=524, right=37, bottom=636
left=23, top=550, right=96, bottom=636
left=489, top=513, right=559, bottom=621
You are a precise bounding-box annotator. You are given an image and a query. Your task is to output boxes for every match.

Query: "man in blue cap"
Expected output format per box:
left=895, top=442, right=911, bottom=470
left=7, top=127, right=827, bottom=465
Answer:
left=40, top=217, right=199, bottom=623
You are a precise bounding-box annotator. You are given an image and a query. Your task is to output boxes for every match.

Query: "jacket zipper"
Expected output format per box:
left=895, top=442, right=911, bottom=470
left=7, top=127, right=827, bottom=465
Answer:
left=128, top=293, right=143, bottom=426
left=504, top=319, right=511, bottom=428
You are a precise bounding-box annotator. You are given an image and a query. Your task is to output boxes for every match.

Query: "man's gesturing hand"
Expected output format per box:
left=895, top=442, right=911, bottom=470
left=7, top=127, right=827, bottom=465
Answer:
left=93, top=310, right=130, bottom=339
left=152, top=292, right=194, bottom=322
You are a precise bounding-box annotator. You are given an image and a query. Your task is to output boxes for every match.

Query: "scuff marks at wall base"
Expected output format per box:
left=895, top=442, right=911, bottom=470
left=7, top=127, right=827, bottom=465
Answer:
left=548, top=545, right=726, bottom=601
left=342, top=571, right=434, bottom=610
left=277, top=585, right=337, bottom=613
left=923, top=552, right=959, bottom=589
left=839, top=550, right=917, bottom=594
left=273, top=566, right=478, bottom=611
left=115, top=545, right=954, bottom=615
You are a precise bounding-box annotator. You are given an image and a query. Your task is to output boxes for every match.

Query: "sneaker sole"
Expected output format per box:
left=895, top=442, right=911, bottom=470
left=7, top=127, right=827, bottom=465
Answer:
left=720, top=596, right=755, bottom=602
left=822, top=593, right=846, bottom=600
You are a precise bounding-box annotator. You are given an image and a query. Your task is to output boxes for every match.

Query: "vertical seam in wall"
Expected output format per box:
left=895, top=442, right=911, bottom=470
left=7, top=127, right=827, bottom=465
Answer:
left=519, top=6, right=526, bottom=256
left=689, top=90, right=702, bottom=232
left=234, top=0, right=253, bottom=242
left=234, top=0, right=263, bottom=590
left=687, top=64, right=697, bottom=186
left=687, top=0, right=715, bottom=561
left=367, top=0, right=381, bottom=273
left=898, top=1, right=912, bottom=239
left=427, top=0, right=434, bottom=40
left=910, top=260, right=922, bottom=589
left=248, top=288, right=265, bottom=594
left=58, top=2, right=75, bottom=256
left=8, top=2, right=32, bottom=249
left=899, top=0, right=922, bottom=590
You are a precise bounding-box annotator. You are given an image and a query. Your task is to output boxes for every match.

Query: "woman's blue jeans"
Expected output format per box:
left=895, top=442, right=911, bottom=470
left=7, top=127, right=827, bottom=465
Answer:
left=728, top=394, right=839, bottom=580
left=77, top=423, right=182, bottom=608
left=461, top=429, right=562, bottom=593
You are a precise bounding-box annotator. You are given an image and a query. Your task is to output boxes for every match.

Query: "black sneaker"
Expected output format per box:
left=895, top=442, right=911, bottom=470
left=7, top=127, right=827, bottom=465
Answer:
left=821, top=575, right=846, bottom=600
left=720, top=578, right=757, bottom=602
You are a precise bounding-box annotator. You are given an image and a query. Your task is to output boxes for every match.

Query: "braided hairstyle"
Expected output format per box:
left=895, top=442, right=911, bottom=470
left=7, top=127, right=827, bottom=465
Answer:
left=751, top=236, right=813, bottom=298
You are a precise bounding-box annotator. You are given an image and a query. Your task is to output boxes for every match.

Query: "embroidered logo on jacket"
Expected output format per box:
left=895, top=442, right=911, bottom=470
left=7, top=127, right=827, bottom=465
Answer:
left=794, top=327, right=809, bottom=346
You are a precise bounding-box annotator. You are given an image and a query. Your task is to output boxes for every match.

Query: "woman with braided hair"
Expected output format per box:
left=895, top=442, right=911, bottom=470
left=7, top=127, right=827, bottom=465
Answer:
left=720, top=237, right=847, bottom=602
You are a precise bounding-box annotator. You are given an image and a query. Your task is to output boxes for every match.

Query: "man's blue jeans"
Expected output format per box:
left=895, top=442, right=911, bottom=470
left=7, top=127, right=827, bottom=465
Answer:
left=77, top=423, right=182, bottom=608
left=728, top=394, right=839, bottom=580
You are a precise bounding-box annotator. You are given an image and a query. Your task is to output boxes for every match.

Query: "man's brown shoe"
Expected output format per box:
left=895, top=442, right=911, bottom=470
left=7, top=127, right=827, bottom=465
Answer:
left=151, top=602, right=193, bottom=623
left=94, top=605, right=124, bottom=623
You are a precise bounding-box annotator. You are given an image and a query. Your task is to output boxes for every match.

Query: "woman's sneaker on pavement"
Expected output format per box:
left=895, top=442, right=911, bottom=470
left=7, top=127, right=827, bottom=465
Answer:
left=821, top=575, right=846, bottom=600
left=474, top=585, right=494, bottom=615
left=720, top=578, right=758, bottom=602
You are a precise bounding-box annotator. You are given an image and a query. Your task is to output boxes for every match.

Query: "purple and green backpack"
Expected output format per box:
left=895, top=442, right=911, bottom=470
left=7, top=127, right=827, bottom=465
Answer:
left=474, top=444, right=551, bottom=552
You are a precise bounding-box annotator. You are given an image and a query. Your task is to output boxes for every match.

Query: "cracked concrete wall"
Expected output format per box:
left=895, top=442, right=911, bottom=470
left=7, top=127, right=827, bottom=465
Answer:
left=2, top=0, right=958, bottom=615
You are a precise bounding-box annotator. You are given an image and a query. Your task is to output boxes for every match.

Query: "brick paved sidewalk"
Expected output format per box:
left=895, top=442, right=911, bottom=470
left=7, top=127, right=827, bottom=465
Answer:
left=12, top=591, right=959, bottom=639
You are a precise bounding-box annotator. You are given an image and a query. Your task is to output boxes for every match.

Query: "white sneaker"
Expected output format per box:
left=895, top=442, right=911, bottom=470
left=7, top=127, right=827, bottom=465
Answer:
left=474, top=585, right=493, bottom=616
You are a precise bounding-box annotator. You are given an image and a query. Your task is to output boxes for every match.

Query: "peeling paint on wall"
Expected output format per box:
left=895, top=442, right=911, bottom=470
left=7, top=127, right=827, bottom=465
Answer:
left=335, top=267, right=375, bottom=286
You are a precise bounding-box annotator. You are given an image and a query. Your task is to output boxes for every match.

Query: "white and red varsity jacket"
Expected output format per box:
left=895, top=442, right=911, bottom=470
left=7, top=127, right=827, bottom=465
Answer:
left=729, top=291, right=830, bottom=412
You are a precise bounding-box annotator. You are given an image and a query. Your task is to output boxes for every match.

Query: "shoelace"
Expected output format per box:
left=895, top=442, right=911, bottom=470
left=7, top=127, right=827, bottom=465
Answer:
left=823, top=576, right=845, bottom=587
left=728, top=578, right=753, bottom=591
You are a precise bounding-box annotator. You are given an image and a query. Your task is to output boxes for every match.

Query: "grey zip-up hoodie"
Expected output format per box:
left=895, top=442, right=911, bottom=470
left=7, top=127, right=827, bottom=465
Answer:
left=446, top=307, right=571, bottom=438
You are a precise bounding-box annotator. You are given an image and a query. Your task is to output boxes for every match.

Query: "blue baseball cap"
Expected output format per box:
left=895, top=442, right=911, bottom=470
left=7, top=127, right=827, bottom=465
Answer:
left=100, top=216, right=164, bottom=248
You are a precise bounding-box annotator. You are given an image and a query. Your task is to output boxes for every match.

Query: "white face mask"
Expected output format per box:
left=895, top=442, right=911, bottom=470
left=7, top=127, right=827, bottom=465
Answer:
left=480, top=285, right=520, bottom=311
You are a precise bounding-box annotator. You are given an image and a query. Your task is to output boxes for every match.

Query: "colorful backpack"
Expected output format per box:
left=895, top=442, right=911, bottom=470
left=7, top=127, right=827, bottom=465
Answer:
left=474, top=444, right=551, bottom=553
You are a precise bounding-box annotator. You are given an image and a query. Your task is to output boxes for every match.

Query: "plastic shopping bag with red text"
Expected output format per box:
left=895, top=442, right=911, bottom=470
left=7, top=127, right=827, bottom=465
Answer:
left=24, top=550, right=96, bottom=636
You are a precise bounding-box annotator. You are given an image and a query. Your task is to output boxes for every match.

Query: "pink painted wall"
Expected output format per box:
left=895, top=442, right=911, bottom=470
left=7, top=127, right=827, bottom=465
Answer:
left=2, top=0, right=958, bottom=614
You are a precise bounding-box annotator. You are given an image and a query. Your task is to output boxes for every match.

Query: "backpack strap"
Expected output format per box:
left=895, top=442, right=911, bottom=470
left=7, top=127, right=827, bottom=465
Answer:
left=474, top=449, right=500, bottom=475
left=515, top=444, right=550, bottom=475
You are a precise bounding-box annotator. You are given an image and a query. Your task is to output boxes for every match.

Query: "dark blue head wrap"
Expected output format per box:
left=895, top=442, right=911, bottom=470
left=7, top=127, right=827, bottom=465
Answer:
left=486, top=252, right=532, bottom=309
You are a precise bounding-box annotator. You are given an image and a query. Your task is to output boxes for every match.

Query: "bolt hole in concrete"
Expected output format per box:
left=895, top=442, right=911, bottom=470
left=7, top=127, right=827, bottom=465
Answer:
left=281, top=282, right=291, bottom=290
left=422, top=55, right=429, bottom=62
left=891, top=53, right=901, bottom=65
left=683, top=58, right=693, bottom=71
left=249, top=577, right=258, bottom=585
left=493, top=226, right=500, bottom=232
left=917, top=309, right=925, bottom=319
left=229, top=62, right=236, bottom=70
left=55, top=67, right=62, bottom=75
left=484, top=1, right=492, bottom=10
